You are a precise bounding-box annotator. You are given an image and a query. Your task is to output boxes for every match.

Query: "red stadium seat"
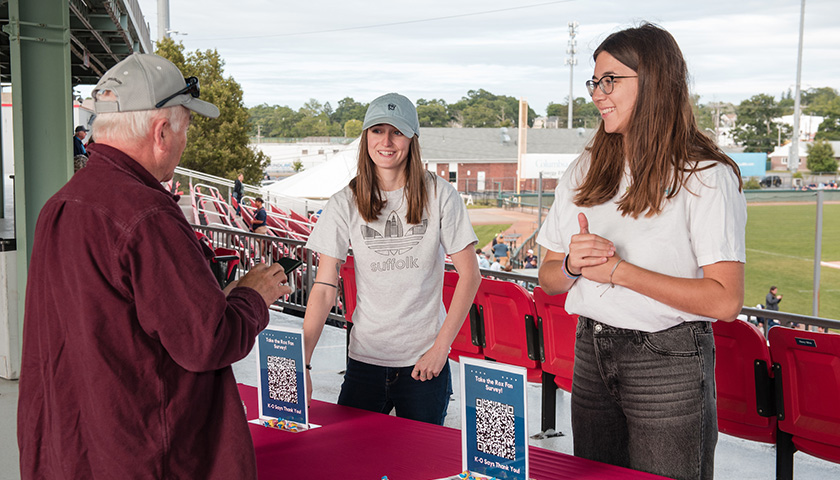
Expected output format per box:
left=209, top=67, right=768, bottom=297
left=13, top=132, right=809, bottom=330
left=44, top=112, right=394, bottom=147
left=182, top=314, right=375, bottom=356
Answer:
left=712, top=319, right=777, bottom=444
left=533, top=288, right=576, bottom=393
left=475, top=278, right=542, bottom=383
left=770, top=327, right=840, bottom=474
left=532, top=287, right=577, bottom=436
left=339, top=255, right=357, bottom=323
left=442, top=270, right=483, bottom=362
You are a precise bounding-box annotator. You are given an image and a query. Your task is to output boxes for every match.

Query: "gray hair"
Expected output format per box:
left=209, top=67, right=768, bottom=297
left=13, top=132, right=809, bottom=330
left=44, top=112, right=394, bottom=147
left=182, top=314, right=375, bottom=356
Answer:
left=91, top=91, right=190, bottom=145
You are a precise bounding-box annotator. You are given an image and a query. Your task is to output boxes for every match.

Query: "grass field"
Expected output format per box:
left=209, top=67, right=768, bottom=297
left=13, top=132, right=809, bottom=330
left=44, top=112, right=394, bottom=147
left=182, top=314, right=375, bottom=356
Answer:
left=472, top=224, right=511, bottom=251
left=464, top=204, right=840, bottom=320
left=746, top=203, right=840, bottom=320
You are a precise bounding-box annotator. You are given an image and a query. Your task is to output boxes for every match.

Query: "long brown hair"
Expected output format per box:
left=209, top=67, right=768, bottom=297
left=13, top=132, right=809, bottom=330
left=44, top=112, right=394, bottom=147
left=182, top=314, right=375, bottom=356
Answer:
left=350, top=131, right=431, bottom=224
left=576, top=23, right=742, bottom=218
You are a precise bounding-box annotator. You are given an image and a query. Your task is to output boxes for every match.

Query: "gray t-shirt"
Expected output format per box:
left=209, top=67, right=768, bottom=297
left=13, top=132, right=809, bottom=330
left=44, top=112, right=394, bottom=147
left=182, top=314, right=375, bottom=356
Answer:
left=306, top=174, right=477, bottom=367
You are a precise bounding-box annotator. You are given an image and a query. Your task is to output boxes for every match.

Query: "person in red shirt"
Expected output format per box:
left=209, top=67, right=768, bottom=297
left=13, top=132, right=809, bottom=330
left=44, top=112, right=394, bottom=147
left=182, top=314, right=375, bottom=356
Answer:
left=17, top=53, right=291, bottom=480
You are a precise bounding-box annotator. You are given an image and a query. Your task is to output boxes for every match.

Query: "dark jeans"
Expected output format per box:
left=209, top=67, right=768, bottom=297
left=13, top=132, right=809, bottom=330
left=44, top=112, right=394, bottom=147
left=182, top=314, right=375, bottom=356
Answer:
left=571, top=317, right=717, bottom=480
left=233, top=193, right=242, bottom=215
left=338, top=357, right=452, bottom=425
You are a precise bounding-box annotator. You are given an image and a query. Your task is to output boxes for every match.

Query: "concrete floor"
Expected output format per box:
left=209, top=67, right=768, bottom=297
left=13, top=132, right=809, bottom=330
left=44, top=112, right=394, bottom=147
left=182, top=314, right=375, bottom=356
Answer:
left=3, top=309, right=840, bottom=479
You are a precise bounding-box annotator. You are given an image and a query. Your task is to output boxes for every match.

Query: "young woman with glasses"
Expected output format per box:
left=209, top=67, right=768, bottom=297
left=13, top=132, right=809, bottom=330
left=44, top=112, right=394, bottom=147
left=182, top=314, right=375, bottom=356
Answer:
left=537, top=23, right=746, bottom=480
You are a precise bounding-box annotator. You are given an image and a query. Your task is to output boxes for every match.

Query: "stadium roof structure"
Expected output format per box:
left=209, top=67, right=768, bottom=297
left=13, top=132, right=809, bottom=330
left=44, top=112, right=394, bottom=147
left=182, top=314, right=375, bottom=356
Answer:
left=0, top=0, right=153, bottom=85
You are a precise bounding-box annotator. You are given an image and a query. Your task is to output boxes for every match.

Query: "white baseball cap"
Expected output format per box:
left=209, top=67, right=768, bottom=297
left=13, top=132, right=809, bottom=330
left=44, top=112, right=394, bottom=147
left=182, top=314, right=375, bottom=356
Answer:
left=362, top=93, right=419, bottom=138
left=92, top=53, right=219, bottom=118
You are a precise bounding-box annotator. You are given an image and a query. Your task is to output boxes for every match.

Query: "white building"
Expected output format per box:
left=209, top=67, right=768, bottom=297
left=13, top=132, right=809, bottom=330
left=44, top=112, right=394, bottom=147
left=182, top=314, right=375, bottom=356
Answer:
left=778, top=114, right=825, bottom=142
left=254, top=140, right=352, bottom=178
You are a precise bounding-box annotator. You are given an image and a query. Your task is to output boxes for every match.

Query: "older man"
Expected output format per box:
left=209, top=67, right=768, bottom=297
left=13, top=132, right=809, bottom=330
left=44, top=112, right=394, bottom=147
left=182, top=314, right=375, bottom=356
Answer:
left=73, top=125, right=89, bottom=157
left=18, top=53, right=290, bottom=479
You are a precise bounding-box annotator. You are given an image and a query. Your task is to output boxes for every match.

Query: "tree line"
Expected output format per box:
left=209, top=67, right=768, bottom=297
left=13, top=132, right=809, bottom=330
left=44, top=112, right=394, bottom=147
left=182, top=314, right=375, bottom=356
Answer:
left=248, top=86, right=840, bottom=152
left=724, top=87, right=840, bottom=173
left=249, top=89, right=542, bottom=138
left=248, top=90, right=612, bottom=138
left=151, top=40, right=839, bottom=182
left=155, top=38, right=269, bottom=185
left=727, top=87, right=840, bottom=151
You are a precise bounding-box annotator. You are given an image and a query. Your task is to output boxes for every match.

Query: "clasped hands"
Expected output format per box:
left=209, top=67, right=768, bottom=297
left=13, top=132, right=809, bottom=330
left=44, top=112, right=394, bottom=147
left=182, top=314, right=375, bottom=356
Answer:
left=566, top=212, right=624, bottom=284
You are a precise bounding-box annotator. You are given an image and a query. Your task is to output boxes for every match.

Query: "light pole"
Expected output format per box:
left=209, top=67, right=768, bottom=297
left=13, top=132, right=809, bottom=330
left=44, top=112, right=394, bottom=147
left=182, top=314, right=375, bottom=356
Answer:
left=787, top=0, right=806, bottom=174
left=565, top=22, right=579, bottom=129
left=157, top=0, right=170, bottom=41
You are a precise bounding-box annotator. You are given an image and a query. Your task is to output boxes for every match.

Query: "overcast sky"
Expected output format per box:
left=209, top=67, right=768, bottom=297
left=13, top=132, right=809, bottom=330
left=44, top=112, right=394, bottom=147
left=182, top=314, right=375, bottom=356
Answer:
left=131, top=0, right=839, bottom=115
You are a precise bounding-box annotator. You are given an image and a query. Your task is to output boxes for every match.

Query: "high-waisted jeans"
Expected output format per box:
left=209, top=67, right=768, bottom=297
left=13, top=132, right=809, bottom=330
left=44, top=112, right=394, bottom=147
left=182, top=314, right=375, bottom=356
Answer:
left=338, top=358, right=452, bottom=425
left=571, top=317, right=717, bottom=480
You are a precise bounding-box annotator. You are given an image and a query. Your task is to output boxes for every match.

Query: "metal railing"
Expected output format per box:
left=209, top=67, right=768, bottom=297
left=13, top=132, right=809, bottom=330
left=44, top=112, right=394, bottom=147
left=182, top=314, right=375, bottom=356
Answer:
left=190, top=225, right=342, bottom=320
left=190, top=225, right=840, bottom=333
left=739, top=307, right=840, bottom=332
left=174, top=165, right=323, bottom=217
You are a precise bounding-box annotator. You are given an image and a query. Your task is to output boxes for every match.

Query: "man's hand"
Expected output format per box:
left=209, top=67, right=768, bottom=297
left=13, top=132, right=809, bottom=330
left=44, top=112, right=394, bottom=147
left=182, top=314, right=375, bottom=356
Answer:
left=236, top=263, right=292, bottom=306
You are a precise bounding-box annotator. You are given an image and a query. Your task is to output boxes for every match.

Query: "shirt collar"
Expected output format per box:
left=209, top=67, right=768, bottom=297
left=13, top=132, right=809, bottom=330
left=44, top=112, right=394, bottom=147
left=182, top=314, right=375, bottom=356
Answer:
left=87, top=143, right=179, bottom=201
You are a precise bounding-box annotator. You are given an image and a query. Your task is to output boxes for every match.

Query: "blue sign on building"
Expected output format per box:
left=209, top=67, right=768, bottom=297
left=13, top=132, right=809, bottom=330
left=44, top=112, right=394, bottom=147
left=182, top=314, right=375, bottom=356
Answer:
left=729, top=152, right=767, bottom=178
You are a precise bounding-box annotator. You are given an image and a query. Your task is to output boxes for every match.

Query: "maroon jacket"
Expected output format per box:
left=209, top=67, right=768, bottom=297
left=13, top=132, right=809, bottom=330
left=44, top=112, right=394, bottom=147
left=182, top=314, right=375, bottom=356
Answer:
left=18, top=144, right=267, bottom=479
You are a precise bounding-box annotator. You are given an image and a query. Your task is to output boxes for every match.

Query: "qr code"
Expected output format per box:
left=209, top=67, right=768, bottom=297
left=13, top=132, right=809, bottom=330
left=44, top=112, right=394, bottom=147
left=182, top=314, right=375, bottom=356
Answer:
left=475, top=398, right=516, bottom=460
left=267, top=356, right=298, bottom=404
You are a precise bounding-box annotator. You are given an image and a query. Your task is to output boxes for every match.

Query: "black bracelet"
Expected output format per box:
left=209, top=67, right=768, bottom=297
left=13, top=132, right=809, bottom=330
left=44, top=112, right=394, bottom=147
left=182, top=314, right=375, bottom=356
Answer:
left=305, top=364, right=312, bottom=370
left=313, top=281, right=337, bottom=289
left=563, top=254, right=581, bottom=279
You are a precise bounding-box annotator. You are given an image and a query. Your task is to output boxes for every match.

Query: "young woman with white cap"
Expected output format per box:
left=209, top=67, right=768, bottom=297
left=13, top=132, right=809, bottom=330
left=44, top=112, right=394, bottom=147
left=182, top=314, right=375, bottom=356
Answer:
left=302, top=93, right=481, bottom=425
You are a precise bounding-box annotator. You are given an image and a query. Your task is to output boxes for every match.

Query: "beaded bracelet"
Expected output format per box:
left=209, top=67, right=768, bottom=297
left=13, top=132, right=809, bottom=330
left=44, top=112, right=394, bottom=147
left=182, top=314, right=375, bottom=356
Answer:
left=608, top=259, right=625, bottom=288
left=562, top=254, right=581, bottom=280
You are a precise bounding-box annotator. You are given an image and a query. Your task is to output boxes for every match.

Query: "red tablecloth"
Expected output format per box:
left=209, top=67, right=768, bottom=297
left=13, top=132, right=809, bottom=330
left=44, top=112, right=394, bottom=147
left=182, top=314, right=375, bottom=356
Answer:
left=238, top=384, right=668, bottom=479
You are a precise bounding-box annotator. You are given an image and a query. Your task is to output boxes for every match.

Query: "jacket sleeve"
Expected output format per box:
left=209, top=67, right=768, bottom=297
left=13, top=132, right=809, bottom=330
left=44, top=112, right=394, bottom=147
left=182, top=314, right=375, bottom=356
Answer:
left=122, top=207, right=269, bottom=372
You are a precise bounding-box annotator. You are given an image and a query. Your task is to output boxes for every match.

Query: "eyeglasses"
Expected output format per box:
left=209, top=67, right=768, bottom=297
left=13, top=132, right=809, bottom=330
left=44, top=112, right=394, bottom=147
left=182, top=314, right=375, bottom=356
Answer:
left=155, top=76, right=200, bottom=108
left=585, top=74, right=638, bottom=96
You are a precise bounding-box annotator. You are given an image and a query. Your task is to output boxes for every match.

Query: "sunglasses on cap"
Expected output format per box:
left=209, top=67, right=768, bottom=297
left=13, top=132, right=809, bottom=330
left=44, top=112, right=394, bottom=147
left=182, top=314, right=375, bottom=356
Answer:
left=155, top=76, right=200, bottom=109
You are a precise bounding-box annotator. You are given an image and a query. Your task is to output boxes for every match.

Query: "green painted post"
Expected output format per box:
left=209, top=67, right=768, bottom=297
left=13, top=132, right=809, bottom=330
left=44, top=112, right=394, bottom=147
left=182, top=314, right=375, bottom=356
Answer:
left=8, top=0, right=73, bottom=353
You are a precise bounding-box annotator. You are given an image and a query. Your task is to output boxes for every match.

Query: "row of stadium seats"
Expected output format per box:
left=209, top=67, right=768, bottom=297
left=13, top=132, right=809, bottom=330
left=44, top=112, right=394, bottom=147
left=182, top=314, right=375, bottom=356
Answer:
left=339, top=259, right=840, bottom=477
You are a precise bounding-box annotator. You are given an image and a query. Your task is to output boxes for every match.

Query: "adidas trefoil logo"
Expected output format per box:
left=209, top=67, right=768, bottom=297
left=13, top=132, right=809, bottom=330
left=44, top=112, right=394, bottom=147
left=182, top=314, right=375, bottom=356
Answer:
left=360, top=211, right=427, bottom=256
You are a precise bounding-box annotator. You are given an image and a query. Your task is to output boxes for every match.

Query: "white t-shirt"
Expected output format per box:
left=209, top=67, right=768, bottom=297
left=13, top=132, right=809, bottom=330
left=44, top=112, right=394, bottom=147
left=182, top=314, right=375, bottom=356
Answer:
left=536, top=151, right=747, bottom=332
left=306, top=173, right=478, bottom=366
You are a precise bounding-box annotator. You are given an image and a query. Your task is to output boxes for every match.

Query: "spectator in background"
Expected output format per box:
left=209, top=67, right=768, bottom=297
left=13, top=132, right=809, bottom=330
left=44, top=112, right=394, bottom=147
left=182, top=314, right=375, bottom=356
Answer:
left=233, top=172, right=244, bottom=216
left=478, top=251, right=491, bottom=269
left=18, top=53, right=291, bottom=480
left=766, top=286, right=782, bottom=312
left=490, top=257, right=502, bottom=271
left=492, top=238, right=510, bottom=266
left=765, top=286, right=794, bottom=328
left=251, top=197, right=268, bottom=234
left=73, top=125, right=89, bottom=157
left=524, top=257, right=538, bottom=269
left=73, top=155, right=88, bottom=173
left=524, top=248, right=536, bottom=265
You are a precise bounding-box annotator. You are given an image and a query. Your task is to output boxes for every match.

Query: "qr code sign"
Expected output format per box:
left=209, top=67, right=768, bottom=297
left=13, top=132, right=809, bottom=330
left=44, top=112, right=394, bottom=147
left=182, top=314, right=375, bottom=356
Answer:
left=267, top=356, right=298, bottom=403
left=475, top=397, right=516, bottom=460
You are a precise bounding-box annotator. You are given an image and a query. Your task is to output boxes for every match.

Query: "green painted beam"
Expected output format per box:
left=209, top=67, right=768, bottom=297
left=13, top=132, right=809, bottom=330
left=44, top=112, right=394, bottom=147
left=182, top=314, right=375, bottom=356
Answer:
left=71, top=15, right=120, bottom=32
left=9, top=0, right=73, bottom=355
